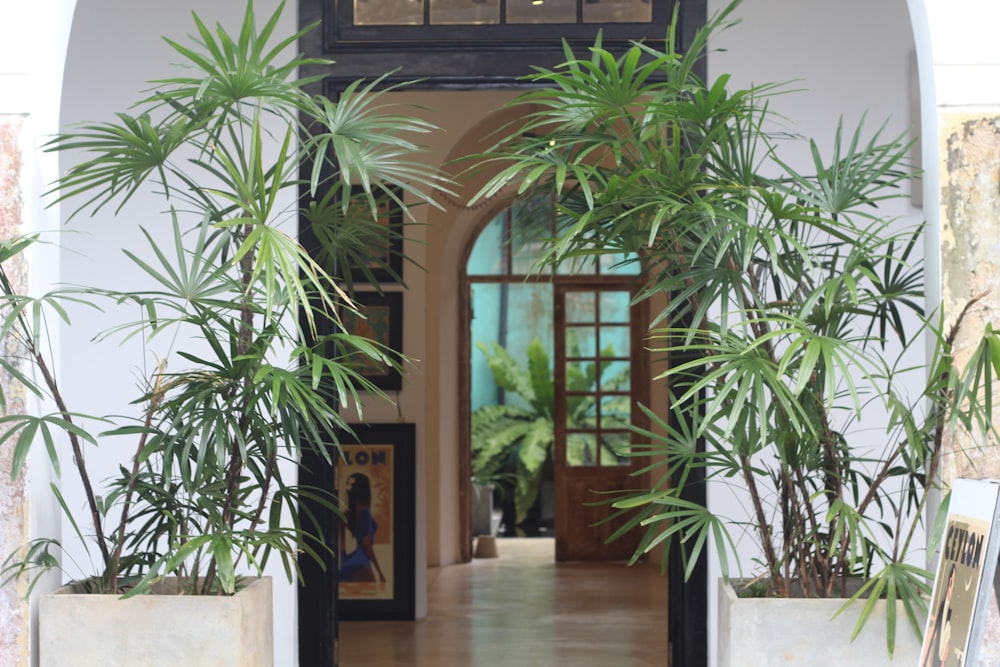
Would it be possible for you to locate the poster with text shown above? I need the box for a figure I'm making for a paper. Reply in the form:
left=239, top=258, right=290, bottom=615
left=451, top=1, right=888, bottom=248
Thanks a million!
left=338, top=443, right=395, bottom=601
left=920, top=478, right=1000, bottom=666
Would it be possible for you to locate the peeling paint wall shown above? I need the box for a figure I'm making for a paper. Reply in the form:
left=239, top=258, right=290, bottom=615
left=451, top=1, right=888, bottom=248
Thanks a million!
left=0, top=115, right=30, bottom=667
left=939, top=113, right=1000, bottom=482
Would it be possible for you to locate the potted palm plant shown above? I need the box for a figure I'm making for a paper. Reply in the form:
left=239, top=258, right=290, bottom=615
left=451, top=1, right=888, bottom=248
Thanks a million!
left=0, top=2, right=444, bottom=664
left=470, top=0, right=1000, bottom=662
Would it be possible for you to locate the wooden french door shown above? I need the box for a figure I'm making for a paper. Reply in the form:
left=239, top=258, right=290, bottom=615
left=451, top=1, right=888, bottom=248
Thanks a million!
left=553, top=283, right=648, bottom=562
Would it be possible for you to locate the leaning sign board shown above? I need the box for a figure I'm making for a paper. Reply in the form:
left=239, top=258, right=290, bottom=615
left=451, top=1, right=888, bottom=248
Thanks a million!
left=920, top=478, right=1000, bottom=666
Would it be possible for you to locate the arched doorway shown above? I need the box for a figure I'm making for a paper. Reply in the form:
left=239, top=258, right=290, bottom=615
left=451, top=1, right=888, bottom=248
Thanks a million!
left=460, top=195, right=650, bottom=561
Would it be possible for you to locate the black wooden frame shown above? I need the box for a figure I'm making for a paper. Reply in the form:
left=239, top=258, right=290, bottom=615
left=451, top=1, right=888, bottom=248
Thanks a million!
left=300, top=423, right=417, bottom=621
left=326, top=0, right=674, bottom=52
left=297, top=0, right=708, bottom=662
left=343, top=184, right=405, bottom=284
left=339, top=423, right=417, bottom=620
left=299, top=0, right=705, bottom=82
left=339, top=291, right=404, bottom=391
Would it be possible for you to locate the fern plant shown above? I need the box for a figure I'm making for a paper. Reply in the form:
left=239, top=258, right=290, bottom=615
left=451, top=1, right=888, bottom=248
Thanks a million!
left=471, top=336, right=629, bottom=530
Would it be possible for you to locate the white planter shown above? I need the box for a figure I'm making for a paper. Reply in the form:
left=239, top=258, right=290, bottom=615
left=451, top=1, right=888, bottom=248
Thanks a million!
left=40, top=576, right=273, bottom=667
left=718, top=579, right=922, bottom=666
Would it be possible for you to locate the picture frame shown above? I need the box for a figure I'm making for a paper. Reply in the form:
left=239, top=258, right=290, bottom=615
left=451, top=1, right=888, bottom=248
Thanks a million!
left=345, top=184, right=404, bottom=284
left=297, top=182, right=403, bottom=285
left=339, top=291, right=404, bottom=391
left=305, top=423, right=416, bottom=622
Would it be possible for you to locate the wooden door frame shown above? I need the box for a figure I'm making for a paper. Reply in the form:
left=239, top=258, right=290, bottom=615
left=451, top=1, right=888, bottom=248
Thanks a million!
left=551, top=279, right=650, bottom=562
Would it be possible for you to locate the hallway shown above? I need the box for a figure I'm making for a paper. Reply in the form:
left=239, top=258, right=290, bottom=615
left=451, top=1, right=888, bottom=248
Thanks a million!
left=339, top=538, right=670, bottom=666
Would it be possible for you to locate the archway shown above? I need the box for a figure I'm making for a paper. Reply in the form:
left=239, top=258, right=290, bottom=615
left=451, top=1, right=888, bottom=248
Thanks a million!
left=461, top=194, right=649, bottom=561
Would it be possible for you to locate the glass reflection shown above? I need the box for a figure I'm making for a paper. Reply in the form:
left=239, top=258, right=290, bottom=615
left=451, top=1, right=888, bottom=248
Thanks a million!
left=582, top=0, right=652, bottom=23
left=600, top=325, right=630, bottom=356
left=507, top=0, right=576, bottom=23
left=567, top=433, right=598, bottom=467
left=598, top=360, right=630, bottom=390
left=601, top=432, right=632, bottom=466
left=355, top=0, right=424, bottom=25
left=600, top=291, right=631, bottom=323
left=566, top=326, right=597, bottom=357
left=565, top=292, right=596, bottom=323
left=430, top=0, right=500, bottom=25
left=600, top=395, right=631, bottom=429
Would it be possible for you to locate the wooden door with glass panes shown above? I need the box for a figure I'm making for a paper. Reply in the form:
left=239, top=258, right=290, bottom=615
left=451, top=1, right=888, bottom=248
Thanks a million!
left=554, top=283, right=648, bottom=562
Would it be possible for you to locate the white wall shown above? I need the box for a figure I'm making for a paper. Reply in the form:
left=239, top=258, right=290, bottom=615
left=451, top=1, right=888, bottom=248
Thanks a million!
left=705, top=0, right=920, bottom=664
left=6, top=1, right=79, bottom=664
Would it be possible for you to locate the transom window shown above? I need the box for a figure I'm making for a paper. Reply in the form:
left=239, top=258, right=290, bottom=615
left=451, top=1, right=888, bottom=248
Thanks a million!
left=468, top=196, right=639, bottom=277
left=327, top=0, right=673, bottom=55
left=354, top=0, right=653, bottom=26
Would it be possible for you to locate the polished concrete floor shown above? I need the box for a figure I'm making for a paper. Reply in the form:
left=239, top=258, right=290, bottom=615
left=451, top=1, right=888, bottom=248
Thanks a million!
left=339, top=537, right=670, bottom=666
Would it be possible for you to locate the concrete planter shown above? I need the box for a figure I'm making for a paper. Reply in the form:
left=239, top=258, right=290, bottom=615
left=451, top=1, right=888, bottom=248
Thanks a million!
left=718, top=579, right=922, bottom=666
left=40, top=576, right=273, bottom=667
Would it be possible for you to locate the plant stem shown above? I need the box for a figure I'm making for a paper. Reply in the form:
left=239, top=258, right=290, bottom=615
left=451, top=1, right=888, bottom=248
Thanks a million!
left=23, top=320, right=111, bottom=569
left=106, top=363, right=167, bottom=594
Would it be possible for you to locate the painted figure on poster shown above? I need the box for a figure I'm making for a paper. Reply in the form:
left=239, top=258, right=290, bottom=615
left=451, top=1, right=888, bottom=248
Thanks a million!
left=339, top=472, right=387, bottom=584
left=921, top=563, right=957, bottom=666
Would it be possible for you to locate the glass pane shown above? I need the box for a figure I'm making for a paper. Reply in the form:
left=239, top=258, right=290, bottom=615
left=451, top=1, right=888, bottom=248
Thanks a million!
left=599, top=325, right=630, bottom=358
left=510, top=197, right=552, bottom=274
left=355, top=0, right=424, bottom=25
left=467, top=212, right=505, bottom=275
left=598, top=360, right=630, bottom=391
left=567, top=433, right=598, bottom=467
left=599, top=251, right=641, bottom=275
left=555, top=254, right=599, bottom=275
left=471, top=283, right=554, bottom=410
left=599, top=291, right=631, bottom=322
left=600, top=432, right=632, bottom=466
left=566, top=325, right=596, bottom=358
left=600, top=395, right=631, bottom=429
left=566, top=360, right=597, bottom=394
left=430, top=0, right=500, bottom=25
left=507, top=0, right=576, bottom=23
left=565, top=291, right=595, bottom=323
left=568, top=394, right=597, bottom=429
left=583, top=0, right=653, bottom=23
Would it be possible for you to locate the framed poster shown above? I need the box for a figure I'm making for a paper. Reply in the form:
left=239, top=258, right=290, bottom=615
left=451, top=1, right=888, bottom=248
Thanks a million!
left=345, top=184, right=404, bottom=284
left=335, top=423, right=416, bottom=621
left=340, top=291, right=404, bottom=391
left=920, top=478, right=1000, bottom=666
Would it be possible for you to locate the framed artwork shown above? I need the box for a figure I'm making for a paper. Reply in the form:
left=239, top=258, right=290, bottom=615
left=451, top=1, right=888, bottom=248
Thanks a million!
left=346, top=184, right=404, bottom=284
left=335, top=423, right=416, bottom=621
left=340, top=291, right=404, bottom=391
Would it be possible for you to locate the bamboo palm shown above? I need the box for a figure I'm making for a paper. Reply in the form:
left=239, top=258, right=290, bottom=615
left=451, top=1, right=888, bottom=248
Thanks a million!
left=471, top=0, right=1000, bottom=655
left=1, top=1, right=448, bottom=597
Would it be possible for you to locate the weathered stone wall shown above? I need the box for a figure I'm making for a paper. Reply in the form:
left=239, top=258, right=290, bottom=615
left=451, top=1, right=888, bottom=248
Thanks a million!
left=0, top=114, right=30, bottom=666
left=938, top=112, right=1000, bottom=666
left=939, top=113, right=1000, bottom=482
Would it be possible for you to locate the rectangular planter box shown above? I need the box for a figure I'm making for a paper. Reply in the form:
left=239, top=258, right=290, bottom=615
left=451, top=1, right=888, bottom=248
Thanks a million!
left=718, top=579, right=921, bottom=666
left=40, top=576, right=273, bottom=667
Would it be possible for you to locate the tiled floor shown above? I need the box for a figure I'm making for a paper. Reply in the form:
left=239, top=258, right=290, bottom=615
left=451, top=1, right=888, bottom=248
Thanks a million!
left=339, top=537, right=670, bottom=666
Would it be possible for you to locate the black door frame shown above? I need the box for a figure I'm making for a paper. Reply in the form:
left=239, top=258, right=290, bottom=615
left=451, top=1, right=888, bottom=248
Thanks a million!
left=295, top=1, right=709, bottom=662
